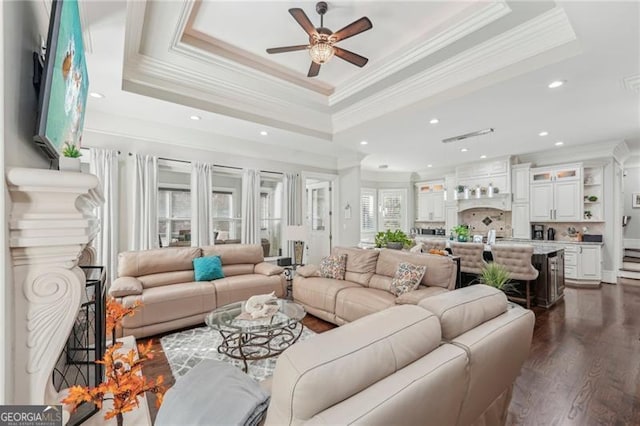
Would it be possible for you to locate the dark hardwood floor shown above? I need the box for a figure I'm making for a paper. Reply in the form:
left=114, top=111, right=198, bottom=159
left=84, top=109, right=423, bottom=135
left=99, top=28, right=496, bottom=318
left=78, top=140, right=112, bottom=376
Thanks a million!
left=142, top=284, right=640, bottom=425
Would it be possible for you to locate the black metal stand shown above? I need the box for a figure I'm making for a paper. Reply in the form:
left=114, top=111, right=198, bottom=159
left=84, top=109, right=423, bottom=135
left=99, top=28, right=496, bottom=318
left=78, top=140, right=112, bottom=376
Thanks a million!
left=52, top=266, right=106, bottom=426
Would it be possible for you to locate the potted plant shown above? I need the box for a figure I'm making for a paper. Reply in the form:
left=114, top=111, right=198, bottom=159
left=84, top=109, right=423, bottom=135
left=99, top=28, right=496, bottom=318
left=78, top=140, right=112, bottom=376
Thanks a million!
left=477, top=262, right=516, bottom=292
left=451, top=225, right=470, bottom=242
left=375, top=229, right=413, bottom=250
left=59, top=142, right=82, bottom=172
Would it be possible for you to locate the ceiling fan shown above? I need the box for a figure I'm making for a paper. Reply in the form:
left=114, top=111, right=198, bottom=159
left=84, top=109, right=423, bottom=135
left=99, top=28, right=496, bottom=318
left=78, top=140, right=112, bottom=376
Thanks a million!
left=266, top=2, right=373, bottom=78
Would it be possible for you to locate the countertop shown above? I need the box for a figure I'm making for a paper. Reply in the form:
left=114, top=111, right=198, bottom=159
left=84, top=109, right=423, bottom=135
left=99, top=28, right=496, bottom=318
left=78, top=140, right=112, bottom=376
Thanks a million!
left=414, top=235, right=604, bottom=246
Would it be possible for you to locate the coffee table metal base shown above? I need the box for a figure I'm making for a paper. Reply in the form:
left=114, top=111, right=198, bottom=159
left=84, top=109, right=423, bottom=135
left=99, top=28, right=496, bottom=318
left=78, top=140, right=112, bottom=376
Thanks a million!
left=216, top=322, right=304, bottom=372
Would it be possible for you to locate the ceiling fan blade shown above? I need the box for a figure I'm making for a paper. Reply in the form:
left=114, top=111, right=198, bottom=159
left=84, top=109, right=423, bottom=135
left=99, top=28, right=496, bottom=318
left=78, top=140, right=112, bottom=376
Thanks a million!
left=332, top=17, right=373, bottom=42
left=334, top=47, right=369, bottom=67
left=266, top=45, right=309, bottom=54
left=308, top=61, right=321, bottom=78
left=289, top=8, right=317, bottom=36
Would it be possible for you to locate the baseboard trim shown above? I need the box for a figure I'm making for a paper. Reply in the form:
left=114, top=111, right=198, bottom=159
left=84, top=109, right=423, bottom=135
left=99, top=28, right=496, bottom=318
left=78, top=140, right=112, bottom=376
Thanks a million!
left=602, top=270, right=617, bottom=284
left=623, top=238, right=640, bottom=249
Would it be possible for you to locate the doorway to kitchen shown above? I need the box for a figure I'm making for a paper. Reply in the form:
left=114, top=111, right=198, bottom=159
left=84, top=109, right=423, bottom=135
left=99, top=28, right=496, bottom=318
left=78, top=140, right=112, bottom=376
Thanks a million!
left=305, top=175, right=336, bottom=265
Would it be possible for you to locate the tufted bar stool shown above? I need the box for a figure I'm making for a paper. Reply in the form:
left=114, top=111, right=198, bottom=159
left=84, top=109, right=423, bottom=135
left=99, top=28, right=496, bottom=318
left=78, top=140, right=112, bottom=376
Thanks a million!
left=450, top=242, right=486, bottom=285
left=490, top=245, right=539, bottom=309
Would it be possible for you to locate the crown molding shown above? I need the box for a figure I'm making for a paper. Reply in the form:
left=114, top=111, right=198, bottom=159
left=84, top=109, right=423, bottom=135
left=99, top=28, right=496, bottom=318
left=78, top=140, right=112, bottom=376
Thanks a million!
left=332, top=7, right=578, bottom=132
left=329, top=0, right=511, bottom=106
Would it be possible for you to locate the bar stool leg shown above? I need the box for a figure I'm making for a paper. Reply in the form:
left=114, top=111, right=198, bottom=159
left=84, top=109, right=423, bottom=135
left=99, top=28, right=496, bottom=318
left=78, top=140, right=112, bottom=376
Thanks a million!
left=525, top=280, right=530, bottom=309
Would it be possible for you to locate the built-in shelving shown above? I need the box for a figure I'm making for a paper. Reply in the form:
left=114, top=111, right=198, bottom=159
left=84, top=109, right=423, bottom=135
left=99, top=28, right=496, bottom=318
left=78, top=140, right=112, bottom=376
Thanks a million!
left=583, top=166, right=603, bottom=222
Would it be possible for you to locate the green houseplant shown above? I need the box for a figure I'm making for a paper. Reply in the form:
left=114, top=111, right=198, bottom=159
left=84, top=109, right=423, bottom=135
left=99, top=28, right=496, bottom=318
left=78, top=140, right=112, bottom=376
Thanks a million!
left=375, top=229, right=413, bottom=250
left=477, top=262, right=514, bottom=291
left=59, top=142, right=82, bottom=172
left=451, top=225, right=470, bottom=242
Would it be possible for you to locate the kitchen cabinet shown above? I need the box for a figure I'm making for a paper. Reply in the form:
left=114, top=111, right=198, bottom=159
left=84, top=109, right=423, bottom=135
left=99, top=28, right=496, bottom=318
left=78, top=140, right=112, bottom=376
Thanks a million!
left=563, top=244, right=601, bottom=286
left=418, top=192, right=445, bottom=221
left=511, top=203, right=530, bottom=238
left=445, top=204, right=458, bottom=235
left=511, top=163, right=531, bottom=203
left=530, top=164, right=582, bottom=222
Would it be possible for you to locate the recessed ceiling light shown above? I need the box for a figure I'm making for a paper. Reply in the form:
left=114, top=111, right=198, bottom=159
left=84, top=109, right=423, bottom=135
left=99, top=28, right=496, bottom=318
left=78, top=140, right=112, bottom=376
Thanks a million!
left=260, top=130, right=268, bottom=136
left=427, top=164, right=433, bottom=168
left=555, top=141, right=564, bottom=146
left=480, top=155, right=487, bottom=159
left=460, top=148, right=468, bottom=152
left=429, top=118, right=439, bottom=124
left=538, top=131, right=549, bottom=137
left=378, top=164, right=389, bottom=169
left=360, top=140, right=368, bottom=145
left=548, top=80, right=565, bottom=89
left=189, top=115, right=201, bottom=121
left=89, top=92, right=104, bottom=98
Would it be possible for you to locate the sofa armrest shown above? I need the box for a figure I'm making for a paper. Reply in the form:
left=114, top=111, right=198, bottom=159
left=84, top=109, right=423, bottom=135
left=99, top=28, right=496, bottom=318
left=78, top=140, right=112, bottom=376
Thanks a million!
left=255, top=262, right=284, bottom=276
left=109, top=277, right=143, bottom=297
left=295, top=265, right=320, bottom=278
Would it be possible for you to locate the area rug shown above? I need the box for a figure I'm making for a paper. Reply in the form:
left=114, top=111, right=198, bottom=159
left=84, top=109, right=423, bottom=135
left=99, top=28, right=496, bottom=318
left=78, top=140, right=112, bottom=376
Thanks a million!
left=161, top=325, right=316, bottom=382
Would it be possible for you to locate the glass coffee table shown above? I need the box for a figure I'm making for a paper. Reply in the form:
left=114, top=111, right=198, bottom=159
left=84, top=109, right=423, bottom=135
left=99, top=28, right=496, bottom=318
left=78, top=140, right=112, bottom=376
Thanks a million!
left=205, top=299, right=306, bottom=372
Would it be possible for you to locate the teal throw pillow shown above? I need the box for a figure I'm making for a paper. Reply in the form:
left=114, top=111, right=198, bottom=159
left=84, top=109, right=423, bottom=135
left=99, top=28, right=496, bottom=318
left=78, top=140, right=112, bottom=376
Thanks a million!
left=193, top=256, right=224, bottom=281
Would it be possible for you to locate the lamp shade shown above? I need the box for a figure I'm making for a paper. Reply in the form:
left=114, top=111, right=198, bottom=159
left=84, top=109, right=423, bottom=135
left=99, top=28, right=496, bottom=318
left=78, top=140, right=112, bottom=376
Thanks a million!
left=283, top=225, right=308, bottom=242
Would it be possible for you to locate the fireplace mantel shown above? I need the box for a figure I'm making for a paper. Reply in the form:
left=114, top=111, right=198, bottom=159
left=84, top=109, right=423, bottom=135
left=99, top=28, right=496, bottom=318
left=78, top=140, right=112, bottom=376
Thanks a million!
left=6, top=167, right=103, bottom=408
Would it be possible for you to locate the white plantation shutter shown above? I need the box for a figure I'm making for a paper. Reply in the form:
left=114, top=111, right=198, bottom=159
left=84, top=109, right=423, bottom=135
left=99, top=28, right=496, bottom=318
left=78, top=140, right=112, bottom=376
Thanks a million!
left=360, top=189, right=377, bottom=233
left=379, top=189, right=406, bottom=231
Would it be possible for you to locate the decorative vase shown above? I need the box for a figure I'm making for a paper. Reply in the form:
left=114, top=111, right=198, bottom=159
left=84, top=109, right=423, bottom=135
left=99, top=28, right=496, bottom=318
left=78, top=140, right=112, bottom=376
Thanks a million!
left=386, top=242, right=404, bottom=250
left=457, top=235, right=468, bottom=242
left=58, top=156, right=81, bottom=172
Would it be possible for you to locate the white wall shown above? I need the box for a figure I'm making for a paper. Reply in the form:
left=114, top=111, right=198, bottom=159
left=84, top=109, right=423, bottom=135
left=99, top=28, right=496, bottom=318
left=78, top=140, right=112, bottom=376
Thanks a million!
left=623, top=165, right=640, bottom=242
left=337, top=166, right=361, bottom=246
left=2, top=0, right=52, bottom=403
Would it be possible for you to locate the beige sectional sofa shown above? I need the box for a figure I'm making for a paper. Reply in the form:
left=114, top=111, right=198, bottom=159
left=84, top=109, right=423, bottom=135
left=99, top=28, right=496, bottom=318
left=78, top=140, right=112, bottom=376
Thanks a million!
left=293, top=247, right=457, bottom=325
left=266, top=284, right=535, bottom=425
left=109, top=244, right=285, bottom=338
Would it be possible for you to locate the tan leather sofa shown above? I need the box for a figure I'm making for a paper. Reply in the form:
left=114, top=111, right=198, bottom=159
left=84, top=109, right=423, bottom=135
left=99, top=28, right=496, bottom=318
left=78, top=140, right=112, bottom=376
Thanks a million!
left=266, top=285, right=535, bottom=425
left=109, top=244, right=285, bottom=338
left=293, top=247, right=457, bottom=325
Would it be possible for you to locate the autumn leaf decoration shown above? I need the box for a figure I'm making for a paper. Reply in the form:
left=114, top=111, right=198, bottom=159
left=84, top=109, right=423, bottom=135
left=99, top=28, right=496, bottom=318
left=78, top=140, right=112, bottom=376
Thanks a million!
left=106, top=297, right=142, bottom=340
left=63, top=299, right=165, bottom=426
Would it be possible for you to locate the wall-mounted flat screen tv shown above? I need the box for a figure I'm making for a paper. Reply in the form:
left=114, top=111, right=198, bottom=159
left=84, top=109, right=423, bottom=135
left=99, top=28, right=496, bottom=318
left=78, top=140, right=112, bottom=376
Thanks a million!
left=34, top=0, right=89, bottom=159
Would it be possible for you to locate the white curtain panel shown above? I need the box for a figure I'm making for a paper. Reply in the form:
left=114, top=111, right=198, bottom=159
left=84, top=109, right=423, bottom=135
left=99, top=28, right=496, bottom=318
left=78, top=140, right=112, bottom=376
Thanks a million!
left=191, top=162, right=214, bottom=247
left=282, top=172, right=303, bottom=257
left=241, top=169, right=261, bottom=244
left=89, top=148, right=119, bottom=286
left=132, top=154, right=159, bottom=250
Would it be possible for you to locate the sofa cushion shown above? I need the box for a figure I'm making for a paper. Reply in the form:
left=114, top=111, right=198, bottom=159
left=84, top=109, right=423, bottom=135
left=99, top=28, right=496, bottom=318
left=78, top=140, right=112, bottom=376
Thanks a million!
left=193, top=256, right=224, bottom=281
left=221, top=264, right=255, bottom=277
left=202, top=244, right=263, bottom=265
left=254, top=262, right=284, bottom=276
left=293, top=277, right=360, bottom=315
left=120, top=282, right=216, bottom=328
left=376, top=249, right=456, bottom=289
left=332, top=247, right=379, bottom=286
left=335, top=287, right=396, bottom=323
left=319, top=254, right=347, bottom=280
left=389, top=262, right=427, bottom=296
left=137, top=271, right=196, bottom=289
left=296, top=265, right=320, bottom=278
left=266, top=305, right=441, bottom=424
left=418, top=284, right=508, bottom=340
left=368, top=274, right=393, bottom=292
left=394, top=286, right=448, bottom=305
left=118, top=247, right=201, bottom=277
left=109, top=277, right=143, bottom=297
left=214, top=274, right=284, bottom=307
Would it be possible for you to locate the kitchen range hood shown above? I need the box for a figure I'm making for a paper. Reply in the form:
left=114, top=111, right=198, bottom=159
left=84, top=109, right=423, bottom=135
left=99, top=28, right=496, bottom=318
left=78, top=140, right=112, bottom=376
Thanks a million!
left=457, top=193, right=511, bottom=212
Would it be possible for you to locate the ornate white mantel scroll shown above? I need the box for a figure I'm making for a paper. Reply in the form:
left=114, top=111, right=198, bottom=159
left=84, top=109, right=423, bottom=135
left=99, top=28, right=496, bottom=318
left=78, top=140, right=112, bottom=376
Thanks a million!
left=6, top=168, right=103, bottom=407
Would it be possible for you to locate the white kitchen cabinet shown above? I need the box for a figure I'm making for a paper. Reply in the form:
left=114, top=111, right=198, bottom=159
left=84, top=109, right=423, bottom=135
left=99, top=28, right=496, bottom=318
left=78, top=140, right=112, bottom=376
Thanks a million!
left=511, top=203, right=530, bottom=238
left=511, top=163, right=530, bottom=203
left=563, top=244, right=602, bottom=286
left=530, top=164, right=582, bottom=222
left=445, top=204, right=458, bottom=235
left=417, top=192, right=444, bottom=221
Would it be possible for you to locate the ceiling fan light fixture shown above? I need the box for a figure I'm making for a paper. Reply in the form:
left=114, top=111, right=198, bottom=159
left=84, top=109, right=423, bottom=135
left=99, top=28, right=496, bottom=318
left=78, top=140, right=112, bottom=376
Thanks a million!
left=309, top=40, right=334, bottom=64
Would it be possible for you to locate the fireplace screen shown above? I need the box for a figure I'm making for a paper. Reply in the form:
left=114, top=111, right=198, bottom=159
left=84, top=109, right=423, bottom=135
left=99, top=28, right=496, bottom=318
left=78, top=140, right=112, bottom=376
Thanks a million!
left=52, top=265, right=106, bottom=425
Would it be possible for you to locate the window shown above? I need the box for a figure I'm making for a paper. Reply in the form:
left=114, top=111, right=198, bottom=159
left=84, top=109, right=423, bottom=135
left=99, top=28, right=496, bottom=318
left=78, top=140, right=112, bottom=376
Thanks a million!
left=260, top=177, right=283, bottom=257
left=360, top=188, right=377, bottom=234
left=211, top=189, right=241, bottom=241
left=158, top=188, right=191, bottom=246
left=359, top=188, right=407, bottom=242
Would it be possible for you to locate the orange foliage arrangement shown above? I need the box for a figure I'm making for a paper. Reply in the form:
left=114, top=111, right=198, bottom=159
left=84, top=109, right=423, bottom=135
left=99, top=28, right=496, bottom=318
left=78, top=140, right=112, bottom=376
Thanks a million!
left=63, top=298, right=165, bottom=426
left=428, top=249, right=449, bottom=256
left=106, top=297, right=142, bottom=344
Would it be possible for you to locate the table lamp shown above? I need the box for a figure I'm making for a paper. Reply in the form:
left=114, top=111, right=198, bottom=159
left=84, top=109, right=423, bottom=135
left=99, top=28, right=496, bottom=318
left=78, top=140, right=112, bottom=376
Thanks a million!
left=284, top=225, right=308, bottom=265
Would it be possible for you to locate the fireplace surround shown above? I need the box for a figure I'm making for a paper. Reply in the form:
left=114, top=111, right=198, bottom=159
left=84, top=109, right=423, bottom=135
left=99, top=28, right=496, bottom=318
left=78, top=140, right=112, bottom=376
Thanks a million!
left=6, top=168, right=103, bottom=420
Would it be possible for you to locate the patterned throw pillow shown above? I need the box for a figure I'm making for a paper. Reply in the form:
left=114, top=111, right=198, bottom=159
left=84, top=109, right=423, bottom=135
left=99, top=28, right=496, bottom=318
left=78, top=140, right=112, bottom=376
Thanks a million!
left=319, top=254, right=348, bottom=280
left=390, top=262, right=427, bottom=296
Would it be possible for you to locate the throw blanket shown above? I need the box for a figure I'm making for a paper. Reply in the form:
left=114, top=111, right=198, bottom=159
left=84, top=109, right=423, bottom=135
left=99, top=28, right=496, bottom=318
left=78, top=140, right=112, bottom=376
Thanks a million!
left=155, top=360, right=270, bottom=426
left=245, top=291, right=277, bottom=319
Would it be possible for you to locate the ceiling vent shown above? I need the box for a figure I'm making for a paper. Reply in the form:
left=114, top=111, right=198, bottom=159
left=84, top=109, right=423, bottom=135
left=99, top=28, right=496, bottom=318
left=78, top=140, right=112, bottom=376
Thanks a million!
left=442, top=128, right=494, bottom=144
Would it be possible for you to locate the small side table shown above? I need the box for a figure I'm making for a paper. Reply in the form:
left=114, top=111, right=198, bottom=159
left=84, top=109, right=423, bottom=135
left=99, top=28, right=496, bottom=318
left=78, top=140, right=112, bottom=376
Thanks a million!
left=283, top=264, right=302, bottom=300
